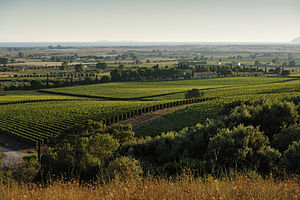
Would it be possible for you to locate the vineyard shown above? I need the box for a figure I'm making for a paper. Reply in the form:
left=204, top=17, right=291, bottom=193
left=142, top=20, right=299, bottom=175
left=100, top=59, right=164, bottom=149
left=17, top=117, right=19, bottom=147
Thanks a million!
left=41, top=77, right=290, bottom=99
left=136, top=80, right=300, bottom=137
left=136, top=91, right=300, bottom=137
left=146, top=78, right=300, bottom=100
left=0, top=76, right=299, bottom=144
left=0, top=91, right=84, bottom=104
left=0, top=98, right=214, bottom=143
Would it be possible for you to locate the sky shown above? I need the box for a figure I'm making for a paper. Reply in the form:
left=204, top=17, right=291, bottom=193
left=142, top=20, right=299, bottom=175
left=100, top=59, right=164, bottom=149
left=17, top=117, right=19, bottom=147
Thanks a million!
left=0, top=0, right=299, bottom=43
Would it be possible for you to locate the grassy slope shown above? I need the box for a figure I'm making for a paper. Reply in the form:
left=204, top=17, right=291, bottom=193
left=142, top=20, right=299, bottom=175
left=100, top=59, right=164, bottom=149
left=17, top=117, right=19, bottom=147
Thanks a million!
left=1, top=176, right=299, bottom=200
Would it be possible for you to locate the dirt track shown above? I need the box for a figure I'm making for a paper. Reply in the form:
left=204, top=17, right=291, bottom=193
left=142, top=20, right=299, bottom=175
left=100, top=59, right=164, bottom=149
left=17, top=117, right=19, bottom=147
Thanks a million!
left=121, top=104, right=190, bottom=129
left=0, top=146, right=26, bottom=166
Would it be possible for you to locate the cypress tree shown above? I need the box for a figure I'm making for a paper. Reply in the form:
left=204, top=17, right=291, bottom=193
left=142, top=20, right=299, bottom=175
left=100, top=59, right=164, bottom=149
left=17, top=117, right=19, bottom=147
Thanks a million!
left=46, top=73, right=49, bottom=87
left=0, top=82, right=3, bottom=95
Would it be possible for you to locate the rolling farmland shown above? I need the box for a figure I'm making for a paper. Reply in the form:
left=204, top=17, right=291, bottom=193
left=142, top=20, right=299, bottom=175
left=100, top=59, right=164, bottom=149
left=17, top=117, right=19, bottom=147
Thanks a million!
left=0, top=100, right=188, bottom=142
left=0, top=91, right=84, bottom=103
left=41, top=77, right=290, bottom=99
left=0, top=76, right=299, bottom=144
left=1, top=1, right=300, bottom=197
left=136, top=92, right=300, bottom=137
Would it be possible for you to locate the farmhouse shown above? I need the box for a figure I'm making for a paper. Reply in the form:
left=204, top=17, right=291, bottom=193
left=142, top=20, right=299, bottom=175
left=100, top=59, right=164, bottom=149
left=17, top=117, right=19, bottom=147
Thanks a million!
left=194, top=72, right=217, bottom=79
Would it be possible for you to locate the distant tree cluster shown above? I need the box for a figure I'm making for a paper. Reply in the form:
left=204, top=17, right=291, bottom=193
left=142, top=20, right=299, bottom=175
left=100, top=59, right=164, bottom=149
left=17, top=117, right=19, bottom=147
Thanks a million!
left=115, top=52, right=138, bottom=60
left=75, top=63, right=85, bottom=72
left=44, top=55, right=77, bottom=62
left=195, top=65, right=264, bottom=76
left=0, top=57, right=9, bottom=64
left=2, top=73, right=109, bottom=91
left=96, top=62, right=108, bottom=70
left=268, top=67, right=291, bottom=76
left=0, top=82, right=3, bottom=95
left=18, top=51, right=25, bottom=58
left=110, top=64, right=190, bottom=81
left=59, top=61, right=68, bottom=70
left=185, top=89, right=204, bottom=99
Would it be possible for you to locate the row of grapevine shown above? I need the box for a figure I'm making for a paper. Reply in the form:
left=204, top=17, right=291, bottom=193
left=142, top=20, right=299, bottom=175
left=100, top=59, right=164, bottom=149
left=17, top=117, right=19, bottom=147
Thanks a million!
left=0, top=97, right=213, bottom=144
left=0, top=98, right=98, bottom=106
left=42, top=77, right=290, bottom=99
left=102, top=97, right=214, bottom=125
left=135, top=92, right=300, bottom=137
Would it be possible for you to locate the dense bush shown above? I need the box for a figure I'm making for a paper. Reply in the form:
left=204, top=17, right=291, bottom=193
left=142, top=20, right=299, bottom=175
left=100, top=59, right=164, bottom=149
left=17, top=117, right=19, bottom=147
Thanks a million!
left=3, top=98, right=299, bottom=183
left=122, top=98, right=299, bottom=177
left=205, top=125, right=280, bottom=174
left=281, top=141, right=300, bottom=174
left=6, top=155, right=40, bottom=183
left=41, top=121, right=133, bottom=181
left=272, top=124, right=300, bottom=152
left=107, top=156, right=143, bottom=180
left=185, top=88, right=204, bottom=99
left=225, top=99, right=299, bottom=139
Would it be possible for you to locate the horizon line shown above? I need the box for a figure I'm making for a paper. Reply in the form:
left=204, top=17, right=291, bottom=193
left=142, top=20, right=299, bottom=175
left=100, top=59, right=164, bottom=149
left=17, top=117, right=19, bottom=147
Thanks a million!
left=0, top=41, right=294, bottom=43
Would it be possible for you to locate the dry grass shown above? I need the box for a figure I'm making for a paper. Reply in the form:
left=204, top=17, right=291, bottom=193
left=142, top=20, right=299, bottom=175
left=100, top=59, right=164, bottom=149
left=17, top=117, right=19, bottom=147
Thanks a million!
left=1, top=175, right=299, bottom=200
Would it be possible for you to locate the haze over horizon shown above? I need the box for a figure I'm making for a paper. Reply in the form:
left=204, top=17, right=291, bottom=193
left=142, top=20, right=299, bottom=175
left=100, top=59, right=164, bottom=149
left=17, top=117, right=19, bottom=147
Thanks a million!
left=0, top=0, right=299, bottom=43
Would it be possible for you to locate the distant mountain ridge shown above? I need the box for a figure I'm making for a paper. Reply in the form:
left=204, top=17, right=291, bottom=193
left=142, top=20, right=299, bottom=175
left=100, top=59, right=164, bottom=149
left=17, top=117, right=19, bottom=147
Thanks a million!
left=0, top=41, right=291, bottom=47
left=291, top=37, right=300, bottom=44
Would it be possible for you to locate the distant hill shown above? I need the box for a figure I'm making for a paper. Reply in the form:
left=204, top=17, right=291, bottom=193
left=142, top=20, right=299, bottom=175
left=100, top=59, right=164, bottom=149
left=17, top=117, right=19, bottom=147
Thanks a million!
left=0, top=41, right=288, bottom=47
left=291, top=37, right=300, bottom=44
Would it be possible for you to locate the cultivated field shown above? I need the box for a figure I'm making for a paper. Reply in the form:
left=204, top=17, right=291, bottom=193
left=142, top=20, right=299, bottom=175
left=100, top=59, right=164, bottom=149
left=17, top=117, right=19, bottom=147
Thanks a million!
left=0, top=44, right=300, bottom=200
left=42, top=77, right=290, bottom=99
left=0, top=76, right=299, bottom=143
left=0, top=100, right=178, bottom=142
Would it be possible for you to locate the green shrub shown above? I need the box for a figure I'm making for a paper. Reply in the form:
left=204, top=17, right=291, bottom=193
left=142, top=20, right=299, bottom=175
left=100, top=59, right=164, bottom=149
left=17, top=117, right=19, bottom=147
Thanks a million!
left=226, top=99, right=299, bottom=139
left=185, top=89, right=204, bottom=99
left=108, top=156, right=143, bottom=180
left=11, top=155, right=40, bottom=183
left=42, top=121, right=125, bottom=181
left=272, top=124, right=300, bottom=152
left=126, top=131, right=180, bottom=166
left=107, top=123, right=135, bottom=145
left=171, top=119, right=223, bottom=161
left=281, top=140, right=300, bottom=174
left=205, top=124, right=280, bottom=173
left=43, top=132, right=119, bottom=180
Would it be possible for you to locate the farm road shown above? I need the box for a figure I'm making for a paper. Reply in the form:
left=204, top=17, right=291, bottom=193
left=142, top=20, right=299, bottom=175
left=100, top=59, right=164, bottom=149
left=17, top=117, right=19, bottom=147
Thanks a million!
left=121, top=104, right=190, bottom=129
left=0, top=146, right=26, bottom=166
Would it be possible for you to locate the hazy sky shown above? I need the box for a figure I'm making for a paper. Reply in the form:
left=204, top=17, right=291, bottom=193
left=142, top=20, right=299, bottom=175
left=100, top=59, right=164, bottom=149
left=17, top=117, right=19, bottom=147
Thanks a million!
left=0, top=0, right=299, bottom=42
